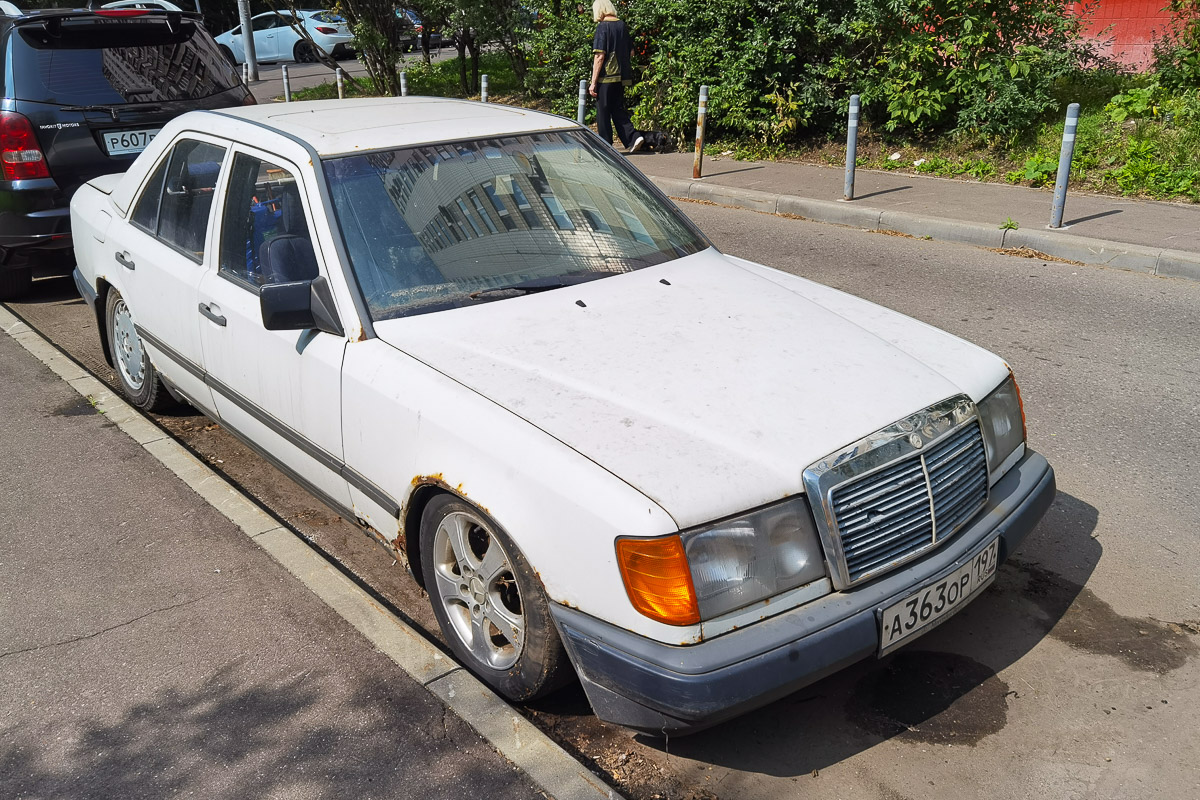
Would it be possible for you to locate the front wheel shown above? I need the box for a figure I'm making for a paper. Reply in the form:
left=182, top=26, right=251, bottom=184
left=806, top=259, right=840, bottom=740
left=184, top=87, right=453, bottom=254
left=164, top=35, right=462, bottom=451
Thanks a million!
left=106, top=289, right=175, bottom=412
left=419, top=494, right=570, bottom=701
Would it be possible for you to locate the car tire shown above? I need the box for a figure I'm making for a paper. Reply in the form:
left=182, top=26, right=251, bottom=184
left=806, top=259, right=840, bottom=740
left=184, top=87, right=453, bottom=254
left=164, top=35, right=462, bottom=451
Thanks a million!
left=105, top=289, right=176, bottom=412
left=293, top=41, right=316, bottom=63
left=219, top=45, right=236, bottom=66
left=0, top=266, right=33, bottom=301
left=419, top=494, right=571, bottom=701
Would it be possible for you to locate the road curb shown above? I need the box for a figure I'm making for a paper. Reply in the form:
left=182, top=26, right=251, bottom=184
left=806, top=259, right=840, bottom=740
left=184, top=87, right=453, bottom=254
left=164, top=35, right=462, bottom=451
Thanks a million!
left=651, top=176, right=1200, bottom=281
left=0, top=304, right=622, bottom=800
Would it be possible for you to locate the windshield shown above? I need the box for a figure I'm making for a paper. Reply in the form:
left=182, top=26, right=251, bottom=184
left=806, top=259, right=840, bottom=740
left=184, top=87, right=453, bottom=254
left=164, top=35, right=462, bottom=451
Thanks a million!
left=13, top=17, right=242, bottom=106
left=323, top=130, right=709, bottom=320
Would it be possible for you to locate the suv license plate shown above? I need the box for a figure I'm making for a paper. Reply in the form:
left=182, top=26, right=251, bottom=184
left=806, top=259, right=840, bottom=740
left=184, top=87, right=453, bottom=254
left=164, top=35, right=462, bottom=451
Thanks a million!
left=879, top=537, right=999, bottom=655
left=103, top=128, right=159, bottom=156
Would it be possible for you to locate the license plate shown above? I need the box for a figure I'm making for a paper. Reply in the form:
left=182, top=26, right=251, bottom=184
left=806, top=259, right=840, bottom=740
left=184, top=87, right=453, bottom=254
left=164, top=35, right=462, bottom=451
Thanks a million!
left=102, top=128, right=159, bottom=156
left=879, top=537, right=999, bottom=655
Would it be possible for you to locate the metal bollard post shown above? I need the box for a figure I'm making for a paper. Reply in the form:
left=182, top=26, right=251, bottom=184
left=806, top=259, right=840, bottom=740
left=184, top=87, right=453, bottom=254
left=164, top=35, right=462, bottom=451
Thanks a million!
left=336, top=68, right=345, bottom=99
left=1049, top=103, right=1080, bottom=229
left=481, top=74, right=488, bottom=103
left=693, top=85, right=708, bottom=179
left=844, top=94, right=861, bottom=201
left=281, top=64, right=291, bottom=102
left=400, top=71, right=408, bottom=97
left=577, top=79, right=587, bottom=126
left=242, top=62, right=249, bottom=85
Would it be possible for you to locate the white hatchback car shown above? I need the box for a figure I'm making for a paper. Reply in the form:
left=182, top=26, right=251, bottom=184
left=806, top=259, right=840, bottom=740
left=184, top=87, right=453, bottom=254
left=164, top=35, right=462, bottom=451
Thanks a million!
left=214, top=9, right=352, bottom=64
left=70, top=98, right=1055, bottom=734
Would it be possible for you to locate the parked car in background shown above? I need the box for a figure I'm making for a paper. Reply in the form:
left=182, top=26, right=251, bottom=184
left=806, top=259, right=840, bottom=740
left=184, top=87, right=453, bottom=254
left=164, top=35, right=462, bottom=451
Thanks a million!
left=0, top=2, right=251, bottom=300
left=70, top=98, right=1055, bottom=735
left=396, top=8, right=440, bottom=51
left=214, top=9, right=352, bottom=64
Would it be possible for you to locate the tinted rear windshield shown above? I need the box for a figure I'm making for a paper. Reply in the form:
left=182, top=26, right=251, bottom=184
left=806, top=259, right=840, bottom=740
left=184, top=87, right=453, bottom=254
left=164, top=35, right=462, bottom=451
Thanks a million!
left=12, top=16, right=241, bottom=105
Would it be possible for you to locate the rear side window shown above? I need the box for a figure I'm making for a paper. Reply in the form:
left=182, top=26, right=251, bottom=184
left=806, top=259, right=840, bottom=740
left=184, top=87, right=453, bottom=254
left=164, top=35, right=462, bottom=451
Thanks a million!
left=131, top=138, right=226, bottom=260
left=11, top=16, right=242, bottom=106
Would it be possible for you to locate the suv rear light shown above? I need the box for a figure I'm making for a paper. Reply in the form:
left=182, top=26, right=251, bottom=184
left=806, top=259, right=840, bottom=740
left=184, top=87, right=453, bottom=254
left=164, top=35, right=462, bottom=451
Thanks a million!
left=0, top=111, right=50, bottom=180
left=314, top=26, right=337, bottom=34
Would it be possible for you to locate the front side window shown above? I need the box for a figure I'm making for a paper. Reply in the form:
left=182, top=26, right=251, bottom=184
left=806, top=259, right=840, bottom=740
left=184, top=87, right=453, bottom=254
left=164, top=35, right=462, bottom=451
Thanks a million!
left=324, top=130, right=708, bottom=321
left=131, top=139, right=226, bottom=260
left=219, top=153, right=319, bottom=288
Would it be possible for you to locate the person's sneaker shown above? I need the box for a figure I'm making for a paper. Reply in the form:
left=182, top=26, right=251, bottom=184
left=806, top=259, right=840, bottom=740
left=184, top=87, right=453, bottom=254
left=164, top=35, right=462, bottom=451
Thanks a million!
left=628, top=135, right=645, bottom=153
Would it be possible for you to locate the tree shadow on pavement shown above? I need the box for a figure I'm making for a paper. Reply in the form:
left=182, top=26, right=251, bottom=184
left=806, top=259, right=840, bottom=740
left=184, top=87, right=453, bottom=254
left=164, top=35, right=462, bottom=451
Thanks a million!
left=0, top=664, right=537, bottom=800
left=633, top=490, right=1109, bottom=777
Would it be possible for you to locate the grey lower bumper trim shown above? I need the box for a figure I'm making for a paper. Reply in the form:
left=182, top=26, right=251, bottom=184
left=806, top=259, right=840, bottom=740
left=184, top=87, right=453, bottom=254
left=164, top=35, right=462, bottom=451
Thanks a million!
left=553, top=450, right=1055, bottom=734
left=72, top=268, right=97, bottom=311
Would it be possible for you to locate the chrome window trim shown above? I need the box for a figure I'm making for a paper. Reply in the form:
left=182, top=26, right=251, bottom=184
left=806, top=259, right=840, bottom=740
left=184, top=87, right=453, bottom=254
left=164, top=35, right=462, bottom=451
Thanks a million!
left=802, top=394, right=987, bottom=591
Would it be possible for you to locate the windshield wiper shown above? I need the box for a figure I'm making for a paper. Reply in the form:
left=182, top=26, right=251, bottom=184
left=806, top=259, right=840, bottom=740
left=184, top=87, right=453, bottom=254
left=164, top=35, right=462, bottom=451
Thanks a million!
left=467, top=274, right=602, bottom=301
left=60, top=104, right=121, bottom=121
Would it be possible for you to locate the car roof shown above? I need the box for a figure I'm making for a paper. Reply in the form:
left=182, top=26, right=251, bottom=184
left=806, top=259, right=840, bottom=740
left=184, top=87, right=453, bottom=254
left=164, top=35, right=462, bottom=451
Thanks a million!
left=209, top=97, right=579, bottom=157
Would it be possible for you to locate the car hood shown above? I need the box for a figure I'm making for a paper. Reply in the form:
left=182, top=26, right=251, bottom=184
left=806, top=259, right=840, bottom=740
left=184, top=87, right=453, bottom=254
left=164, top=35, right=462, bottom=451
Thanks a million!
left=373, top=249, right=1008, bottom=528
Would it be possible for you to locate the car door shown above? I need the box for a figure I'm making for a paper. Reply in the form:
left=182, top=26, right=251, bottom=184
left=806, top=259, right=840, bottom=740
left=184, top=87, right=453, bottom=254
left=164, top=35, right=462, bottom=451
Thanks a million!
left=196, top=148, right=352, bottom=510
left=250, top=12, right=282, bottom=61
left=107, top=135, right=227, bottom=410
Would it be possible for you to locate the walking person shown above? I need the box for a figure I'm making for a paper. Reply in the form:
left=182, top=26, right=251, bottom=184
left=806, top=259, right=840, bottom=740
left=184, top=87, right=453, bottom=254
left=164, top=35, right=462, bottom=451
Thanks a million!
left=588, top=0, right=643, bottom=153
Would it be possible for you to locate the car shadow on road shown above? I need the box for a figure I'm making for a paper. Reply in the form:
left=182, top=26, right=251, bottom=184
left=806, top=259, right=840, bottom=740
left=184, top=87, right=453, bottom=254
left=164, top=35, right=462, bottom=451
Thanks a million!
left=632, top=490, right=1107, bottom=777
left=0, top=665, right=530, bottom=800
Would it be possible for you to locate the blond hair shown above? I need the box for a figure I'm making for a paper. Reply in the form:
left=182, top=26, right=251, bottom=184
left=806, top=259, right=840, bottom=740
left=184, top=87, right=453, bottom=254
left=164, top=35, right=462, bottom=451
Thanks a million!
left=592, top=0, right=618, bottom=22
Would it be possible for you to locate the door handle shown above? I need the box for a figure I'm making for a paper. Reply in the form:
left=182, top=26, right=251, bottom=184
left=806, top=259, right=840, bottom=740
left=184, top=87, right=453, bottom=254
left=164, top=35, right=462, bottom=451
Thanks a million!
left=198, top=302, right=226, bottom=327
left=114, top=251, right=135, bottom=270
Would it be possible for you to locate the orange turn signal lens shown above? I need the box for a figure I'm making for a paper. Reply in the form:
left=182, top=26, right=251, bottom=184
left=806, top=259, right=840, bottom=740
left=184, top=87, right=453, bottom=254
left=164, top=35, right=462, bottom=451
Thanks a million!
left=1009, top=370, right=1028, bottom=441
left=615, top=535, right=700, bottom=626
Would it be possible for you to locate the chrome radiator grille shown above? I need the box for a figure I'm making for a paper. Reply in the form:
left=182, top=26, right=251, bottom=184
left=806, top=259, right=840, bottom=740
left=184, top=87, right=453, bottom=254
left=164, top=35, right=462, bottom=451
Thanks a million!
left=829, top=421, right=988, bottom=584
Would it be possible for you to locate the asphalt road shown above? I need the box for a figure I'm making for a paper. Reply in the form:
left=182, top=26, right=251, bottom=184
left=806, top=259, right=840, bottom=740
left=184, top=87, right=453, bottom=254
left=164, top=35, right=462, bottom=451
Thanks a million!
left=5, top=202, right=1199, bottom=799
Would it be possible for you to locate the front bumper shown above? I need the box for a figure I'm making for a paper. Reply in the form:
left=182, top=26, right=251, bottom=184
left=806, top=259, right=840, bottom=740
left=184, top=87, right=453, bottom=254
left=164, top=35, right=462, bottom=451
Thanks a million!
left=551, top=449, right=1056, bottom=734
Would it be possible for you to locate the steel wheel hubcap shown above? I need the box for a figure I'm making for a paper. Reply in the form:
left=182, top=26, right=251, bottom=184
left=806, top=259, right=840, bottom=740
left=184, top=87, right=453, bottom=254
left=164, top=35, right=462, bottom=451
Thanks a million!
left=431, top=510, right=525, bottom=670
left=112, top=299, right=145, bottom=390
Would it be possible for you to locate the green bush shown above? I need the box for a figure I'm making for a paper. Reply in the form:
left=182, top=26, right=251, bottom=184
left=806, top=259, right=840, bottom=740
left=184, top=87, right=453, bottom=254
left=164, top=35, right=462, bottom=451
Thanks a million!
left=525, top=0, right=1093, bottom=144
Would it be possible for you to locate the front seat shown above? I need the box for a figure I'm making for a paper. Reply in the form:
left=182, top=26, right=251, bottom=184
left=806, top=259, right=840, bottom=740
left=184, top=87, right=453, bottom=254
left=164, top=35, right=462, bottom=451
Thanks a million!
left=259, top=186, right=319, bottom=284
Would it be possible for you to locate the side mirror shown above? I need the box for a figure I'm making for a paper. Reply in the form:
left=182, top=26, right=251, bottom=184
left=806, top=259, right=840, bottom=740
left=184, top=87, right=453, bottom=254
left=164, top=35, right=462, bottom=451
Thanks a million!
left=260, top=275, right=345, bottom=337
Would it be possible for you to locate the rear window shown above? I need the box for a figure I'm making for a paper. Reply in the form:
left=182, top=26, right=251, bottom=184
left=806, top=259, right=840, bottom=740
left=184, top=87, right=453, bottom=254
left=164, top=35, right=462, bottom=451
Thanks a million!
left=11, top=16, right=241, bottom=106
left=309, top=12, right=345, bottom=24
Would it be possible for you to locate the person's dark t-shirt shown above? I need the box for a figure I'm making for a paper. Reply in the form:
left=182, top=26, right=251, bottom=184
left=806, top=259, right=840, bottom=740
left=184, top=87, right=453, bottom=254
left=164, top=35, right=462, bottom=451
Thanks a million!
left=593, top=19, right=633, bottom=85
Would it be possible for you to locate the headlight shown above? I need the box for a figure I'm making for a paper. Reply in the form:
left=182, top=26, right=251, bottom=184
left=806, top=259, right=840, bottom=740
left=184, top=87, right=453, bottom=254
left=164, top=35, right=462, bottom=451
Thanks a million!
left=616, top=498, right=827, bottom=625
left=978, top=374, right=1026, bottom=482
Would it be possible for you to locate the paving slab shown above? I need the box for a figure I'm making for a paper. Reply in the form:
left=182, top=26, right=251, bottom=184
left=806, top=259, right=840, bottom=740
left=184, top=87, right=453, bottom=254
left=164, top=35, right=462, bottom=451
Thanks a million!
left=633, top=151, right=1200, bottom=254
left=0, top=330, right=550, bottom=800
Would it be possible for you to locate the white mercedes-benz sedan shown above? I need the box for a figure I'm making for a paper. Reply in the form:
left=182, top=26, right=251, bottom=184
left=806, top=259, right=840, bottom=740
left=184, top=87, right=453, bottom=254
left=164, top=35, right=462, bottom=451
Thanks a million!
left=70, top=98, right=1055, bottom=734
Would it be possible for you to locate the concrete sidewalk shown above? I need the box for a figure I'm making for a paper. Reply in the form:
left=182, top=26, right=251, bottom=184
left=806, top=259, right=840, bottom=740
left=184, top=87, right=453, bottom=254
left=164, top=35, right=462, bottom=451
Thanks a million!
left=0, top=323, right=606, bottom=799
left=632, top=151, right=1200, bottom=281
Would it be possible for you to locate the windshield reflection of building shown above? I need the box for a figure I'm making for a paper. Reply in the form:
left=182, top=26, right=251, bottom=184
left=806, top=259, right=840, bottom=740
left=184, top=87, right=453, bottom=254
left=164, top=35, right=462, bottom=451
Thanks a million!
left=374, top=135, right=675, bottom=286
left=102, top=37, right=218, bottom=103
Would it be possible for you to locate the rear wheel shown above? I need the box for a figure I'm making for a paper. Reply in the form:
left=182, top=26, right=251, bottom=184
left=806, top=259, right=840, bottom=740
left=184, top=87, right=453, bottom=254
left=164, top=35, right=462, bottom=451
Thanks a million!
left=106, top=289, right=175, bottom=412
left=293, top=41, right=316, bottom=63
left=0, top=266, right=32, bottom=301
left=419, top=495, right=570, bottom=701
